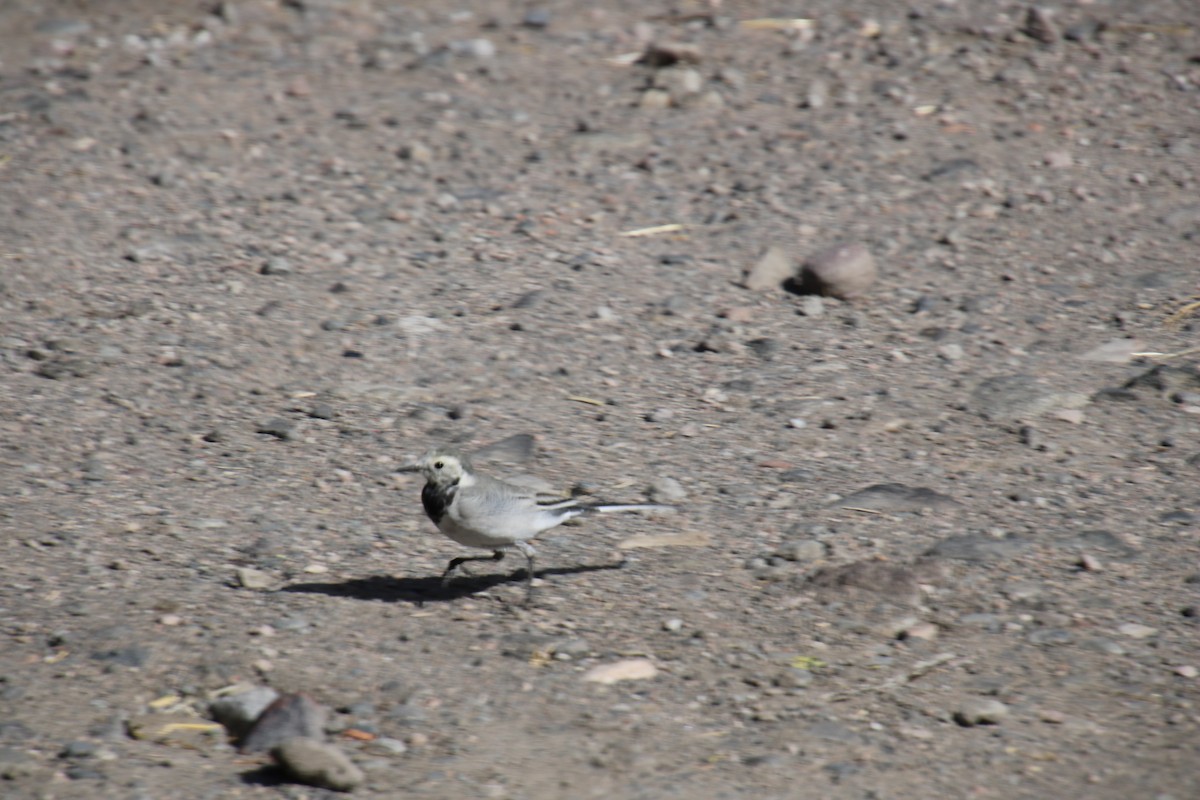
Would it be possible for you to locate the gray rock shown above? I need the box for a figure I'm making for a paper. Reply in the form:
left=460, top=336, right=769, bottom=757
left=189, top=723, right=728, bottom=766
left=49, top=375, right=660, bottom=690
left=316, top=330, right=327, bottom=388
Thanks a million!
left=639, top=41, right=703, bottom=68
left=839, top=483, right=959, bottom=513
left=772, top=668, right=814, bottom=689
left=308, top=403, right=335, bottom=420
left=797, top=295, right=825, bottom=317
left=1083, top=638, right=1126, bottom=656
left=59, top=740, right=97, bottom=759
left=240, top=693, right=327, bottom=754
left=521, top=9, right=551, bottom=29
left=235, top=567, right=274, bottom=590
left=0, top=747, right=41, bottom=781
left=273, top=737, right=364, bottom=792
left=90, top=645, right=150, bottom=668
left=744, top=246, right=794, bottom=291
left=1112, top=365, right=1200, bottom=402
left=955, top=698, right=1009, bottom=726
left=256, top=417, right=294, bottom=441
left=1063, top=530, right=1139, bottom=559
left=35, top=356, right=97, bottom=380
left=449, top=38, right=496, bottom=59
left=653, top=66, right=704, bottom=103
left=775, top=540, right=825, bottom=562
left=971, top=375, right=1089, bottom=422
left=645, top=407, right=675, bottom=423
left=369, top=736, right=408, bottom=755
left=1028, top=629, right=1074, bottom=646
left=210, top=686, right=281, bottom=737
left=1023, top=7, right=1060, bottom=45
left=798, top=242, right=877, bottom=299
left=648, top=476, right=687, bottom=502
left=745, top=338, right=780, bottom=360
left=927, top=534, right=1031, bottom=563
left=808, top=560, right=920, bottom=605
left=260, top=258, right=293, bottom=275
left=551, top=638, right=592, bottom=659
left=1117, top=622, right=1158, bottom=639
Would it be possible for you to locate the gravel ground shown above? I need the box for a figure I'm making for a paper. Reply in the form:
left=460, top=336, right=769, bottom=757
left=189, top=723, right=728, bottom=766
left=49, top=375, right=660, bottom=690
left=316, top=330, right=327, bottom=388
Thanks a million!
left=2, top=1, right=1199, bottom=798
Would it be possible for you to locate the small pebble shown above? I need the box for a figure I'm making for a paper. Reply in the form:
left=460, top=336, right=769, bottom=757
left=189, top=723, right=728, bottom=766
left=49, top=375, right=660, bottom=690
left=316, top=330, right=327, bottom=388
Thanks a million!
left=648, top=476, right=687, bottom=502
left=797, top=295, right=825, bottom=317
left=1174, top=665, right=1198, bottom=679
left=1117, top=623, right=1157, bottom=640
left=775, top=540, right=824, bottom=562
left=449, top=38, right=495, bottom=59
left=236, top=567, right=274, bottom=591
left=645, top=408, right=674, bottom=423
left=663, top=618, right=684, bottom=633
left=901, top=622, right=939, bottom=641
left=954, top=698, right=1009, bottom=726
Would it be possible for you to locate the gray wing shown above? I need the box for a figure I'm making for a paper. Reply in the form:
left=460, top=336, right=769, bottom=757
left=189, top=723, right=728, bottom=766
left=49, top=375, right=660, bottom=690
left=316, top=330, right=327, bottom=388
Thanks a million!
left=450, top=474, right=581, bottom=539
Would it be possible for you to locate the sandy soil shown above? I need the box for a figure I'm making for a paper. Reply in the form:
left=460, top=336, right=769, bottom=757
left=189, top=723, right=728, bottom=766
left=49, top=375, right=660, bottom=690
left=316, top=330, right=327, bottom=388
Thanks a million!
left=2, top=1, right=1199, bottom=798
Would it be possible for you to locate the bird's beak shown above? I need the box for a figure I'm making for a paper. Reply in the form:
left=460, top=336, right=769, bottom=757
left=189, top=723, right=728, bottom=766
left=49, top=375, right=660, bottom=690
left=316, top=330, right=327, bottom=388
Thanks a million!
left=396, top=461, right=422, bottom=474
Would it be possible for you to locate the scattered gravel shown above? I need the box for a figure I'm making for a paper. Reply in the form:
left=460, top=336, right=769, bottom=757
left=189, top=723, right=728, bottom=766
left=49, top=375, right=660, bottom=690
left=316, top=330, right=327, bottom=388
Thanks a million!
left=2, top=1, right=1197, bottom=798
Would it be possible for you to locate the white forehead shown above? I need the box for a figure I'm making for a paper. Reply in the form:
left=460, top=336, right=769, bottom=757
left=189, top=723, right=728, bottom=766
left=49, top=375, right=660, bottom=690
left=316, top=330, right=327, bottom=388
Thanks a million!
left=420, top=450, right=469, bottom=480
left=422, top=450, right=461, bottom=466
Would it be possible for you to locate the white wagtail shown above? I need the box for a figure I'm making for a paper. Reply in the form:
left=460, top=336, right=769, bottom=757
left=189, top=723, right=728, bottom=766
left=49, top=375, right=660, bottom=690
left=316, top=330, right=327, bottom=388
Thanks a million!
left=400, top=448, right=674, bottom=603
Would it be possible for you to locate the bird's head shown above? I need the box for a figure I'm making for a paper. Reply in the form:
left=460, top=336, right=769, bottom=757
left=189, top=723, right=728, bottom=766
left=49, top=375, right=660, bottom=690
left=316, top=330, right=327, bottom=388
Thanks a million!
left=400, top=448, right=473, bottom=488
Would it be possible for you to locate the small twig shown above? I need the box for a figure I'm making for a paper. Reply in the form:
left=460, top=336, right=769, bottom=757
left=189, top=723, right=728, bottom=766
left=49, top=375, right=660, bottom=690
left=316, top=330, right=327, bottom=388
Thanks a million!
left=618, top=223, right=687, bottom=238
left=839, top=506, right=889, bottom=516
left=1131, top=346, right=1200, bottom=361
left=1164, top=300, right=1200, bottom=329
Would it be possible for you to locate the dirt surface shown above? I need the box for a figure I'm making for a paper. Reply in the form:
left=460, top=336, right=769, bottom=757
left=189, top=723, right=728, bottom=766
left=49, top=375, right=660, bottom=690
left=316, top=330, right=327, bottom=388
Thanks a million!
left=2, top=1, right=1200, bottom=798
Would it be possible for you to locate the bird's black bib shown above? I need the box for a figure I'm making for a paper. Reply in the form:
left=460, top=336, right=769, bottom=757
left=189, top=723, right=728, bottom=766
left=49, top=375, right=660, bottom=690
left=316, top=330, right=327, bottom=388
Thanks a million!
left=421, top=483, right=455, bottom=524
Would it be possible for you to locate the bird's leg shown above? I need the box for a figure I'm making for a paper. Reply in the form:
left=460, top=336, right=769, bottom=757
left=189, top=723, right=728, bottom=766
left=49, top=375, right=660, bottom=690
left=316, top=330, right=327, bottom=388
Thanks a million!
left=513, top=540, right=537, bottom=605
left=441, top=550, right=505, bottom=586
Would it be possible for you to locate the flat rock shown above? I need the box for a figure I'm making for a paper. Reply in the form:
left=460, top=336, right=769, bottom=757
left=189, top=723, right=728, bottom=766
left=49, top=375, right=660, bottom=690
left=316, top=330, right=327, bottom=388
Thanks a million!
left=273, top=737, right=364, bottom=792
left=927, top=534, right=1031, bottom=563
left=1117, top=623, right=1157, bottom=640
left=807, top=560, right=921, bottom=606
left=1080, top=339, right=1143, bottom=364
left=971, top=375, right=1090, bottom=422
left=618, top=531, right=711, bottom=549
left=582, top=658, right=658, bottom=684
left=839, top=483, right=959, bottom=512
left=126, top=714, right=224, bottom=746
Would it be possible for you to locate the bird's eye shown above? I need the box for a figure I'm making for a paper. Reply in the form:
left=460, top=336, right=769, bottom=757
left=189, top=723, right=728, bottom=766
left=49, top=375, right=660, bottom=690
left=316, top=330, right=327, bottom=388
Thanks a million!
left=434, top=460, right=444, bottom=470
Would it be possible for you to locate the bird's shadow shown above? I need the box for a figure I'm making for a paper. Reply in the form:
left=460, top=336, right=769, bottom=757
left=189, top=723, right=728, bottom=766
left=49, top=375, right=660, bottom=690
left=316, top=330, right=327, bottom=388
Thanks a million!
left=280, top=561, right=625, bottom=604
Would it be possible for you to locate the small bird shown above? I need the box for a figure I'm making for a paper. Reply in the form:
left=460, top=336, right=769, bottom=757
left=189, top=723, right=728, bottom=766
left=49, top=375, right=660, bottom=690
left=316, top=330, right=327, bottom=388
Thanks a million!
left=400, top=447, right=674, bottom=603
